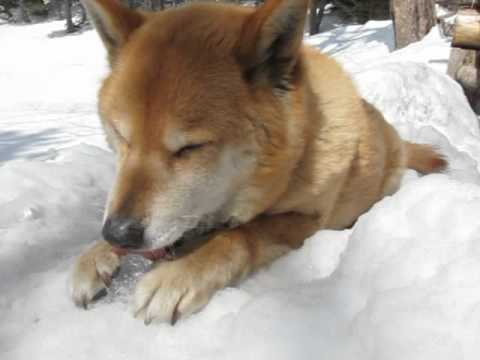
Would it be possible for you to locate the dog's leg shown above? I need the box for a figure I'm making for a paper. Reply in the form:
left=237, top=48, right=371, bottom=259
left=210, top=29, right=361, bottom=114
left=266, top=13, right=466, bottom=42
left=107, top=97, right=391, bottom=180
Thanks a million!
left=134, top=213, right=320, bottom=324
left=70, top=240, right=121, bottom=309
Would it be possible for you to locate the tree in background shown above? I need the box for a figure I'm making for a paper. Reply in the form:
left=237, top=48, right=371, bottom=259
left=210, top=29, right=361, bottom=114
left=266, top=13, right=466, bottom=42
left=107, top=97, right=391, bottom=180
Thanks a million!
left=65, top=0, right=73, bottom=31
left=308, top=0, right=328, bottom=35
left=18, top=0, right=31, bottom=22
left=332, top=0, right=390, bottom=23
left=391, top=0, right=436, bottom=49
left=0, top=0, right=16, bottom=19
left=308, top=0, right=391, bottom=35
left=0, top=0, right=442, bottom=46
left=64, top=0, right=86, bottom=32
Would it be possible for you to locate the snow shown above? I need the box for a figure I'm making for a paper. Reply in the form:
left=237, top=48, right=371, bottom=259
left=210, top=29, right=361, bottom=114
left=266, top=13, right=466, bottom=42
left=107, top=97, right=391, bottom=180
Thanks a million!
left=0, top=22, right=109, bottom=162
left=2, top=18, right=480, bottom=360
left=306, top=23, right=452, bottom=74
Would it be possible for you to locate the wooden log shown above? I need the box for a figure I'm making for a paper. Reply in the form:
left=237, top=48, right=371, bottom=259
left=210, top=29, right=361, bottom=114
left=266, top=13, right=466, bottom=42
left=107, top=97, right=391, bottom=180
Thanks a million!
left=452, top=9, right=480, bottom=50
left=447, top=47, right=469, bottom=78
left=457, top=58, right=480, bottom=114
left=447, top=47, right=480, bottom=114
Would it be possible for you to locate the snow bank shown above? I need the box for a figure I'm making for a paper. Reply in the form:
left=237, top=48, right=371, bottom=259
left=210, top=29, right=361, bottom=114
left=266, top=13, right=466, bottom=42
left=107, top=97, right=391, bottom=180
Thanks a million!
left=0, top=145, right=114, bottom=296
left=3, top=160, right=480, bottom=360
left=2, top=19, right=480, bottom=360
left=355, top=62, right=480, bottom=184
left=307, top=22, right=452, bottom=74
left=306, top=20, right=394, bottom=71
left=228, top=175, right=480, bottom=360
left=0, top=21, right=109, bottom=161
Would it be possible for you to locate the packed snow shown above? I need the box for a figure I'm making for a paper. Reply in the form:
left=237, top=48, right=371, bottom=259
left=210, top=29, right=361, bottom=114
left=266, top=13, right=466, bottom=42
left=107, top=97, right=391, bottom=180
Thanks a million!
left=2, top=17, right=480, bottom=360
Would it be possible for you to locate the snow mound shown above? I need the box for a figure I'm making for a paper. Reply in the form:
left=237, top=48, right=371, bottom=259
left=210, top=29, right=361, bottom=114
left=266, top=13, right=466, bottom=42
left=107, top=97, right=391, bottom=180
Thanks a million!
left=0, top=145, right=114, bottom=299
left=354, top=62, right=480, bottom=184
left=3, top=165, right=480, bottom=359
left=0, top=21, right=109, bottom=162
left=306, top=20, right=394, bottom=70
left=2, top=20, right=480, bottom=360
left=228, top=175, right=480, bottom=360
left=307, top=23, right=451, bottom=74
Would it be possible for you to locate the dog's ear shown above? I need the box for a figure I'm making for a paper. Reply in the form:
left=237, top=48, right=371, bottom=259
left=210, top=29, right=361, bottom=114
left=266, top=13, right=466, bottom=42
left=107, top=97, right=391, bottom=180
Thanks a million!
left=236, top=0, right=308, bottom=90
left=81, top=0, right=145, bottom=65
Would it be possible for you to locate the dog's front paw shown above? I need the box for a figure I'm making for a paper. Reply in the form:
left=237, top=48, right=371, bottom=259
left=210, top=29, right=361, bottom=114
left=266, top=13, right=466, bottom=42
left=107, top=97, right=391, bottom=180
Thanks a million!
left=70, top=241, right=120, bottom=309
left=134, top=259, right=216, bottom=325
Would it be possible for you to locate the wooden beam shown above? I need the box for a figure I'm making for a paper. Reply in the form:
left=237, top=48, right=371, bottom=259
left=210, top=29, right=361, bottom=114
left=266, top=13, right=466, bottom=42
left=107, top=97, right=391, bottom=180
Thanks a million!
left=437, top=0, right=480, bottom=6
left=452, top=9, right=480, bottom=50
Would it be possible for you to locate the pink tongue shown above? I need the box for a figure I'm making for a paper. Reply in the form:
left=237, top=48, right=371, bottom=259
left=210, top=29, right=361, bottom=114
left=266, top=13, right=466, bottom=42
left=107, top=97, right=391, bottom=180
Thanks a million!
left=111, top=246, right=168, bottom=261
left=111, top=247, right=129, bottom=257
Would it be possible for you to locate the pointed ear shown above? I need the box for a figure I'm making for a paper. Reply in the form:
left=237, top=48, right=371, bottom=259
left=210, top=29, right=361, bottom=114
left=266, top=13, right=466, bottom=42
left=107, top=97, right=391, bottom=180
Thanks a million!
left=236, top=0, right=308, bottom=89
left=81, top=0, right=145, bottom=65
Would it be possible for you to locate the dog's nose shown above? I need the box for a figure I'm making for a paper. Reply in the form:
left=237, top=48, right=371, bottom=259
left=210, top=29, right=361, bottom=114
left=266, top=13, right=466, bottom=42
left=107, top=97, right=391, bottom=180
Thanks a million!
left=102, top=217, right=144, bottom=248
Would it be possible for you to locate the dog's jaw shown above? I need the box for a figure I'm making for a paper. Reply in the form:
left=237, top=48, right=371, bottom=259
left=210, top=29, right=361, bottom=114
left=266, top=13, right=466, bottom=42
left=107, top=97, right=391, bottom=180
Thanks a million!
left=112, top=218, right=232, bottom=261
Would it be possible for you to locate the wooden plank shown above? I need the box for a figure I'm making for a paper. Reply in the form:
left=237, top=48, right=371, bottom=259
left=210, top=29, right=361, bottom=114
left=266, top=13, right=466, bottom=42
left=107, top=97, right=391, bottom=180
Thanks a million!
left=452, top=9, right=480, bottom=50
left=437, top=0, right=480, bottom=6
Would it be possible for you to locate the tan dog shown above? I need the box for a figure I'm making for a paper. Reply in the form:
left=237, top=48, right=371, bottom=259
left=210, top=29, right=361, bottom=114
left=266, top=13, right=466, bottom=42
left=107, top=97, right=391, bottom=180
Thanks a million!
left=70, top=0, right=446, bottom=324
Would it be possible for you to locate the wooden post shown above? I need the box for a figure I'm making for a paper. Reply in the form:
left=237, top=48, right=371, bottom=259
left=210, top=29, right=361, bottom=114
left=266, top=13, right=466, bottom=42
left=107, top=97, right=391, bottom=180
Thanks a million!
left=452, top=9, right=480, bottom=50
left=448, top=7, right=480, bottom=113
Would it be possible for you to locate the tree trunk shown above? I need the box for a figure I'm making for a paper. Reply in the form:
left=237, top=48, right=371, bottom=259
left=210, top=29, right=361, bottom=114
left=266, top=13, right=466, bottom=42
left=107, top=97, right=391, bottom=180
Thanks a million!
left=150, top=0, right=164, bottom=11
left=54, top=0, right=64, bottom=20
left=18, top=0, right=31, bottom=23
left=143, top=0, right=154, bottom=11
left=368, top=0, right=390, bottom=20
left=391, top=0, right=436, bottom=49
left=65, top=0, right=75, bottom=32
left=308, top=0, right=328, bottom=35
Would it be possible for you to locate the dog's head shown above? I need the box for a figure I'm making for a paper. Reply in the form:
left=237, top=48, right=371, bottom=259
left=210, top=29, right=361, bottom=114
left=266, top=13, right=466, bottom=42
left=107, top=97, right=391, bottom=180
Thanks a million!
left=83, top=0, right=309, bottom=253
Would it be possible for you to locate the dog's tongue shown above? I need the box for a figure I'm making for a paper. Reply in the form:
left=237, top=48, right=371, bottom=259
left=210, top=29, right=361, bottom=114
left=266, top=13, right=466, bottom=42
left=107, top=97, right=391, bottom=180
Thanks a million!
left=111, top=246, right=168, bottom=261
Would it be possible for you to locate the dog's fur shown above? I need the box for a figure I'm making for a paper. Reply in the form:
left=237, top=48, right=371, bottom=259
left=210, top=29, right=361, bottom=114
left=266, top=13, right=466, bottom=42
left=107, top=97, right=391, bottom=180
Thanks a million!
left=70, top=0, right=446, bottom=324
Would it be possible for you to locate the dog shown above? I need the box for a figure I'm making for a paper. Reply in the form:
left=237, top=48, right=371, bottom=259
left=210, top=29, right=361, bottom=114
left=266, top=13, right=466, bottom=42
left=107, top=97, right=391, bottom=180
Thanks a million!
left=70, top=0, right=446, bottom=324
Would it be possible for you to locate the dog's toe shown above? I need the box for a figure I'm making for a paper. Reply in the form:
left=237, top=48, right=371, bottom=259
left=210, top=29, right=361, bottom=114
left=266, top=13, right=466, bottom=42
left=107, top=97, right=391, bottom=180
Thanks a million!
left=70, top=243, right=120, bottom=308
left=133, top=260, right=213, bottom=325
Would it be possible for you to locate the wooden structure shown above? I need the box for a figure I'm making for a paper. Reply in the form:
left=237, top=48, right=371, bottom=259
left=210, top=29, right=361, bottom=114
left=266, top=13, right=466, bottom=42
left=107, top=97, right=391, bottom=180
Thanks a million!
left=452, top=8, right=480, bottom=49
left=447, top=4, right=480, bottom=113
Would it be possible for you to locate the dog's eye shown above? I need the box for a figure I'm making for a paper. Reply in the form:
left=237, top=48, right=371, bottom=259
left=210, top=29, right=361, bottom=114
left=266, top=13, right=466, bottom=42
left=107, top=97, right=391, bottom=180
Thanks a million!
left=174, top=143, right=206, bottom=158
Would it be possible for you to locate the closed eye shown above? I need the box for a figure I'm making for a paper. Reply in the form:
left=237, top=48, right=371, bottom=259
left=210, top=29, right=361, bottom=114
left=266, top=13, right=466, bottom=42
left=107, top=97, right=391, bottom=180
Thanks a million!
left=174, top=143, right=208, bottom=158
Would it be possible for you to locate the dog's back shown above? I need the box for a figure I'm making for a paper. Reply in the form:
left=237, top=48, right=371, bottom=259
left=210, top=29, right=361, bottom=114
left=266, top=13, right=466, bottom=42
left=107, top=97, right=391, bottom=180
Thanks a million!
left=270, top=47, right=446, bottom=228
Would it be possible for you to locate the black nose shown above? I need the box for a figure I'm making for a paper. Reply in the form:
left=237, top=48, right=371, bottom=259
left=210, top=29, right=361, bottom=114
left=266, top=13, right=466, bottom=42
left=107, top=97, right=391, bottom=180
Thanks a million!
left=102, top=217, right=144, bottom=248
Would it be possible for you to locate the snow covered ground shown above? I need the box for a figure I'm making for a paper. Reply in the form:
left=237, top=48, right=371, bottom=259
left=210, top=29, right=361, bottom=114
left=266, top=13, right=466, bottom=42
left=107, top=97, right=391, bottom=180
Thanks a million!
left=2, top=18, right=480, bottom=360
